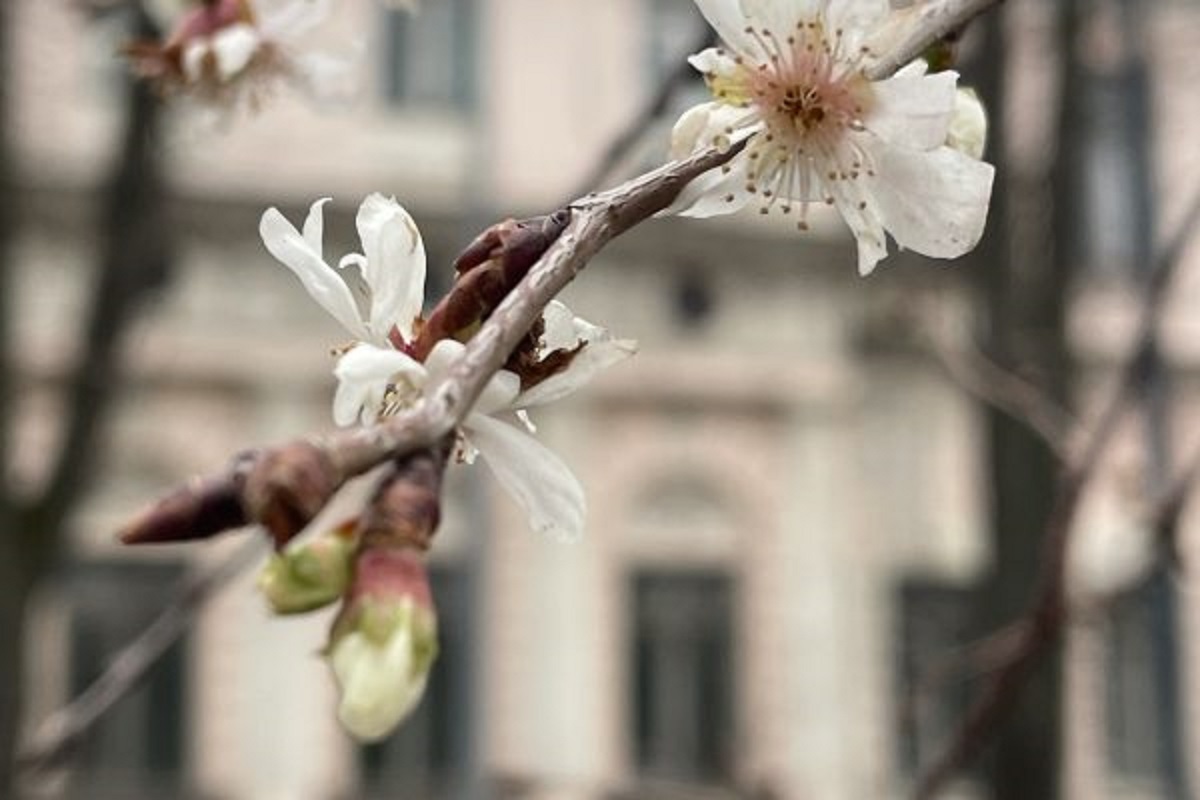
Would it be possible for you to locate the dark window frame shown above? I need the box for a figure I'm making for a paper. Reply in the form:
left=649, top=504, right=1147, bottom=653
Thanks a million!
left=629, top=569, right=738, bottom=786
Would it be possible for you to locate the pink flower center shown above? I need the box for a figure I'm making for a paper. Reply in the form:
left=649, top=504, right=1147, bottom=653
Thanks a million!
left=704, top=17, right=879, bottom=228
left=741, top=23, right=872, bottom=144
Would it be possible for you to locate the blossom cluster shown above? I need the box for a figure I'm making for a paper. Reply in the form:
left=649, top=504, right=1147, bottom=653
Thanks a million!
left=125, top=0, right=351, bottom=108
left=258, top=193, right=635, bottom=738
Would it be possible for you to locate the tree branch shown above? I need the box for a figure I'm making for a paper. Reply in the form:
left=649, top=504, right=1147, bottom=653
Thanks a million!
left=926, top=322, right=1076, bottom=460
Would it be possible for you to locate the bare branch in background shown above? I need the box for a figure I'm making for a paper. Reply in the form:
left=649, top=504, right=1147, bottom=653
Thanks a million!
left=913, top=189, right=1200, bottom=800
left=570, top=24, right=716, bottom=197
left=16, top=541, right=263, bottom=777
left=926, top=322, right=1076, bottom=460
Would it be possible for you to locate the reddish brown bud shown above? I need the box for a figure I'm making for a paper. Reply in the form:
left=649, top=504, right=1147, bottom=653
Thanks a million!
left=118, top=475, right=247, bottom=545
left=243, top=441, right=340, bottom=549
left=346, top=548, right=434, bottom=612
left=414, top=210, right=570, bottom=360
left=359, top=448, right=448, bottom=552
left=119, top=451, right=257, bottom=545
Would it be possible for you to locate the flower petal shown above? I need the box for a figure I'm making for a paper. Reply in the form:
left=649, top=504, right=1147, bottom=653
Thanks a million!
left=663, top=150, right=755, bottom=218
left=332, top=344, right=425, bottom=427
left=260, top=205, right=368, bottom=340
left=258, top=0, right=333, bottom=41
left=302, top=197, right=332, bottom=256
left=475, top=371, right=522, bottom=416
left=687, top=46, right=739, bottom=79
left=211, top=23, right=261, bottom=81
left=868, top=141, right=995, bottom=261
left=739, top=0, right=821, bottom=40
left=466, top=413, right=586, bottom=542
left=519, top=310, right=638, bottom=407
left=825, top=0, right=892, bottom=40
left=692, top=0, right=755, bottom=54
left=421, top=337, right=465, bottom=380
left=830, top=175, right=890, bottom=276
left=668, top=100, right=757, bottom=160
left=355, top=194, right=427, bottom=343
left=181, top=41, right=210, bottom=83
left=540, top=301, right=578, bottom=352
left=865, top=63, right=958, bottom=151
left=519, top=337, right=637, bottom=408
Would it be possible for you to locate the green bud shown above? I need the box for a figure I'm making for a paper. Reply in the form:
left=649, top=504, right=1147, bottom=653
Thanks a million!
left=257, top=531, right=353, bottom=614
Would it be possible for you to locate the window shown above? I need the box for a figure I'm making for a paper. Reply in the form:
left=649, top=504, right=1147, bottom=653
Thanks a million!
left=1078, top=71, right=1150, bottom=277
left=1106, top=582, right=1166, bottom=781
left=62, top=560, right=189, bottom=799
left=382, top=0, right=477, bottom=110
left=359, top=565, right=472, bottom=799
left=893, top=579, right=975, bottom=778
left=672, top=268, right=716, bottom=330
left=631, top=571, right=736, bottom=784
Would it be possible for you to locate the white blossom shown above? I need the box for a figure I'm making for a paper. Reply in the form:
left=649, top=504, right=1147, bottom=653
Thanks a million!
left=260, top=196, right=637, bottom=542
left=668, top=0, right=995, bottom=275
left=133, top=0, right=353, bottom=106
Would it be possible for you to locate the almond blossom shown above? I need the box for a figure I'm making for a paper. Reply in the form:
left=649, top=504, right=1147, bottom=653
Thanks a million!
left=259, top=195, right=637, bottom=542
left=668, top=0, right=995, bottom=275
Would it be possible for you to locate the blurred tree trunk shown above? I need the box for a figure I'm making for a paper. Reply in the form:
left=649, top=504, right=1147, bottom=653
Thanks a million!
left=0, top=6, right=170, bottom=794
left=961, top=5, right=1076, bottom=795
left=0, top=3, right=23, bottom=791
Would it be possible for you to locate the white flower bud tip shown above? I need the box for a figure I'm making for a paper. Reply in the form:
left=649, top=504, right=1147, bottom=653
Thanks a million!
left=329, top=596, right=438, bottom=741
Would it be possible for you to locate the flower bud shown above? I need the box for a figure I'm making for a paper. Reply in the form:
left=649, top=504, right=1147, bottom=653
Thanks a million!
left=947, top=87, right=988, bottom=160
left=257, top=523, right=354, bottom=614
left=327, top=548, right=438, bottom=741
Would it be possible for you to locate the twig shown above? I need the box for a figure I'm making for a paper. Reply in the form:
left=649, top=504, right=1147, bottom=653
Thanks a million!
left=913, top=190, right=1200, bottom=799
left=16, top=540, right=263, bottom=776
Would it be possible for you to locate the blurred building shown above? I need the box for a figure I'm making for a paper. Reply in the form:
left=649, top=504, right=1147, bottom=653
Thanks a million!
left=8, top=0, right=1200, bottom=798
